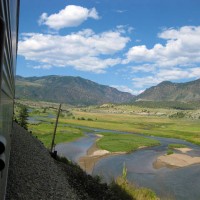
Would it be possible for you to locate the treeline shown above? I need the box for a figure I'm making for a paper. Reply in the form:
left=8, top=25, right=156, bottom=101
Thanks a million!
left=129, top=101, right=200, bottom=110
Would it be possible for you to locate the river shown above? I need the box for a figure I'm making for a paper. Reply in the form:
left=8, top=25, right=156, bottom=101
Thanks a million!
left=55, top=128, right=200, bottom=200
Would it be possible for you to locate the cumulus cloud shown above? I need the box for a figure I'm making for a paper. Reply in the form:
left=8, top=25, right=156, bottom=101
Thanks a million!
left=125, top=26, right=200, bottom=67
left=18, top=29, right=129, bottom=73
left=132, top=67, right=200, bottom=88
left=122, top=26, right=200, bottom=89
left=39, top=5, right=100, bottom=30
left=67, top=57, right=121, bottom=73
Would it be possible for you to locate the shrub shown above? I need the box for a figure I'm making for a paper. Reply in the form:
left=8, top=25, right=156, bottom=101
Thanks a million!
left=169, top=112, right=185, bottom=119
left=18, top=105, right=29, bottom=130
left=167, top=149, right=173, bottom=155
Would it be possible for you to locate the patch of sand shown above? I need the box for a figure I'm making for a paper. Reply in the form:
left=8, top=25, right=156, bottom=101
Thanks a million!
left=91, top=150, right=110, bottom=156
left=95, top=134, right=103, bottom=138
left=138, top=146, right=147, bottom=149
left=154, top=148, right=200, bottom=169
left=175, top=147, right=192, bottom=153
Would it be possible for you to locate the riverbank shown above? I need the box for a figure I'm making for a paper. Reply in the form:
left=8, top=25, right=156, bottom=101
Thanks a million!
left=79, top=135, right=125, bottom=173
left=81, top=138, right=200, bottom=171
left=78, top=133, right=159, bottom=173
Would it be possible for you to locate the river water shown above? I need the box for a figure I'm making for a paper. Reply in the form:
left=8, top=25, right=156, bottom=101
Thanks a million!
left=55, top=129, right=200, bottom=200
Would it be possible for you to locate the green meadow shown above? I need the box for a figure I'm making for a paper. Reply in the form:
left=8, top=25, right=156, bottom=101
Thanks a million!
left=96, top=132, right=160, bottom=152
left=15, top=100, right=200, bottom=151
left=28, top=123, right=84, bottom=148
left=60, top=108, right=200, bottom=146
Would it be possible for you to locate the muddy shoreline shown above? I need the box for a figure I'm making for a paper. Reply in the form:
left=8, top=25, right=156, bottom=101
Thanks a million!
left=78, top=138, right=125, bottom=173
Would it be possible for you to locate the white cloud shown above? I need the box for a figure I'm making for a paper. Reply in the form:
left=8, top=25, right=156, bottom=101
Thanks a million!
left=156, top=68, right=190, bottom=80
left=125, top=26, right=200, bottom=67
left=128, top=27, right=134, bottom=33
left=18, top=29, right=129, bottom=73
left=135, top=39, right=141, bottom=43
left=111, top=85, right=142, bottom=95
left=132, top=76, right=163, bottom=89
left=190, top=67, right=200, bottom=77
left=68, top=57, right=121, bottom=73
left=39, top=5, right=100, bottom=30
left=131, top=64, right=156, bottom=73
left=123, top=45, right=156, bottom=64
left=122, top=26, right=200, bottom=89
left=132, top=67, right=200, bottom=88
left=116, top=25, right=134, bottom=34
left=33, top=64, right=52, bottom=69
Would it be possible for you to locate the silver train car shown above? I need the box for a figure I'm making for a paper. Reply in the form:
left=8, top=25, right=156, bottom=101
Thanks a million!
left=0, top=0, right=20, bottom=199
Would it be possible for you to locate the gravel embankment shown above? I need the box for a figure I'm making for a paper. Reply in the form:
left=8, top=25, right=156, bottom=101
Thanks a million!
left=6, top=123, right=81, bottom=200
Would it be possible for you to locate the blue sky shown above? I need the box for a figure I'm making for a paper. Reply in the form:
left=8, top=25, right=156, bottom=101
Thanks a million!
left=17, top=0, right=200, bottom=94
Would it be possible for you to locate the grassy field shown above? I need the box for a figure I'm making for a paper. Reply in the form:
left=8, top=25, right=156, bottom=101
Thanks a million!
left=15, top=100, right=200, bottom=149
left=59, top=109, right=200, bottom=146
left=15, top=101, right=87, bottom=149
left=97, top=132, right=160, bottom=152
left=28, top=123, right=84, bottom=148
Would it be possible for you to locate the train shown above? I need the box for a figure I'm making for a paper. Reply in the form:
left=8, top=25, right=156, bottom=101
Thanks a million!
left=0, top=0, right=20, bottom=199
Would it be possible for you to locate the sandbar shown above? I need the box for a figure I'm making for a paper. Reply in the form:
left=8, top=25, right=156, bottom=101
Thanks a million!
left=153, top=148, right=200, bottom=169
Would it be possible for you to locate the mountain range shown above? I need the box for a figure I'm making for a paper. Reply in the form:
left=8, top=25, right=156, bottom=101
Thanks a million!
left=136, top=79, right=200, bottom=102
left=15, top=75, right=200, bottom=105
left=15, top=75, right=134, bottom=105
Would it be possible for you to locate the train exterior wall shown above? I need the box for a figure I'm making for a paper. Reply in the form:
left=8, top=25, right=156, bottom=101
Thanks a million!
left=0, top=0, right=20, bottom=199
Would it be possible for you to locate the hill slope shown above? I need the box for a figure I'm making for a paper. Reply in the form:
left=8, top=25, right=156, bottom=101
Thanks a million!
left=137, top=79, right=200, bottom=102
left=15, top=75, right=134, bottom=105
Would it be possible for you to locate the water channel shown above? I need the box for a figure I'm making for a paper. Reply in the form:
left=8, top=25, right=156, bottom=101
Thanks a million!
left=55, top=127, right=200, bottom=200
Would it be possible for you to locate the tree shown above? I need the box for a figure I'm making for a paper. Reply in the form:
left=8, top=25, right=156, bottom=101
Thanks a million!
left=18, top=106, right=29, bottom=130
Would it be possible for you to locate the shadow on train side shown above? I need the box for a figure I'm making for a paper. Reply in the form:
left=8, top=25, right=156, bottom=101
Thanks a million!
left=0, top=1, right=20, bottom=199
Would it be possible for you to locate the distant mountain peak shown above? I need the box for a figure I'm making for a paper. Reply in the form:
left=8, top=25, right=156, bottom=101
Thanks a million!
left=15, top=75, right=135, bottom=105
left=136, top=78, right=200, bottom=102
left=158, top=81, right=173, bottom=86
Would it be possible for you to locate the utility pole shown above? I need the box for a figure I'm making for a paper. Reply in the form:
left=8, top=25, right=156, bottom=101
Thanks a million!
left=50, top=103, right=62, bottom=154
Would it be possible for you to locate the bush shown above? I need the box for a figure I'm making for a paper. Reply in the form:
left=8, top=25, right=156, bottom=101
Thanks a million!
left=169, top=112, right=185, bottom=119
left=167, top=149, right=174, bottom=155
left=18, top=105, right=29, bottom=130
